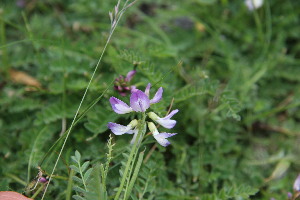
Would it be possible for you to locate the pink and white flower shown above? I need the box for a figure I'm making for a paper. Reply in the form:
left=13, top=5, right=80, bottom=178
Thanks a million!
left=107, top=83, right=178, bottom=147
left=148, top=109, right=179, bottom=129
left=148, top=122, right=177, bottom=147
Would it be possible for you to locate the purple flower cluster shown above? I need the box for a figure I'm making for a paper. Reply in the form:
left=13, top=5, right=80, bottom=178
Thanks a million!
left=107, top=83, right=178, bottom=147
left=114, top=70, right=136, bottom=96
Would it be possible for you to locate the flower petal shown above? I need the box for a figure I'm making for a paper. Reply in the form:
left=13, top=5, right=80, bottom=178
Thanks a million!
left=131, top=85, right=137, bottom=92
left=245, top=0, right=264, bottom=11
left=130, top=129, right=139, bottom=144
left=148, top=110, right=179, bottom=129
left=164, top=109, right=179, bottom=119
left=107, top=120, right=137, bottom=135
left=145, top=83, right=151, bottom=97
left=156, top=118, right=177, bottom=129
left=109, top=97, right=133, bottom=114
left=107, top=122, right=131, bottom=135
left=153, top=133, right=177, bottom=147
left=130, top=89, right=150, bottom=112
left=294, top=174, right=300, bottom=191
left=150, top=87, right=163, bottom=104
left=125, top=70, right=136, bottom=82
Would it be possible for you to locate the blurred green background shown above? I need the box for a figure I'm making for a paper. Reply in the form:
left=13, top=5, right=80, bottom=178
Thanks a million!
left=0, top=0, right=300, bottom=199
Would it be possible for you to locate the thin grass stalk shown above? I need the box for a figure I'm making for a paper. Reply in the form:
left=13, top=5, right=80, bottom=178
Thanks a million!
left=31, top=184, right=45, bottom=199
left=0, top=10, right=9, bottom=77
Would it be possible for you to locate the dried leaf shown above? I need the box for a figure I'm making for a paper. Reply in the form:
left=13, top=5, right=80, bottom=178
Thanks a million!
left=9, top=69, right=41, bottom=88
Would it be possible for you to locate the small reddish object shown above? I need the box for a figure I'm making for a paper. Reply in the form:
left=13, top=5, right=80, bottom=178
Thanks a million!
left=0, top=191, right=33, bottom=200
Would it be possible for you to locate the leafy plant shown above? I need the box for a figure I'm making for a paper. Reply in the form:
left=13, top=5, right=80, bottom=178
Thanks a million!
left=70, top=151, right=93, bottom=200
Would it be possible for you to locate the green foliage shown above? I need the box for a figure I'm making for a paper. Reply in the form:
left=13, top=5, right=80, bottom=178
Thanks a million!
left=70, top=150, right=92, bottom=200
left=84, top=105, right=119, bottom=138
left=85, top=163, right=107, bottom=200
left=202, top=184, right=258, bottom=200
left=134, top=159, right=159, bottom=199
left=1, top=0, right=300, bottom=199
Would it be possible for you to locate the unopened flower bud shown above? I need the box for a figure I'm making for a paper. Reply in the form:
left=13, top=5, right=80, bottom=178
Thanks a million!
left=114, top=70, right=136, bottom=96
left=39, top=177, right=48, bottom=183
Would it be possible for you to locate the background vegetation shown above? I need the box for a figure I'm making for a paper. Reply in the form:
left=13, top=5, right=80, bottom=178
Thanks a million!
left=0, top=0, right=300, bottom=199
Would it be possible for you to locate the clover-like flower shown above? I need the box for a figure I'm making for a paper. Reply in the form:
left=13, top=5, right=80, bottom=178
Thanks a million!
left=110, top=83, right=163, bottom=113
left=107, top=83, right=178, bottom=147
left=148, top=109, right=179, bottom=129
left=148, top=122, right=177, bottom=147
left=114, top=70, right=136, bottom=96
left=130, top=89, right=150, bottom=112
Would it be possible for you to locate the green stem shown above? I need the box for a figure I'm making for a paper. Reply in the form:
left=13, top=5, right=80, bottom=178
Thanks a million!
left=114, top=113, right=146, bottom=200
left=66, top=169, right=74, bottom=200
left=252, top=4, right=264, bottom=44
left=0, top=10, right=9, bottom=77
left=124, top=151, right=145, bottom=200
left=31, top=184, right=45, bottom=199
left=27, top=127, right=48, bottom=183
left=246, top=101, right=300, bottom=124
left=5, top=173, right=27, bottom=186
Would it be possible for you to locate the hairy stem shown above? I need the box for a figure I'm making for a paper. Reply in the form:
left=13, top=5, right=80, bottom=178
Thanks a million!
left=114, top=113, right=146, bottom=200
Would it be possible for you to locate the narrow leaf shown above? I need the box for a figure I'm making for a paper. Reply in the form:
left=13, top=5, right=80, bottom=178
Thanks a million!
left=81, top=161, right=90, bottom=173
left=124, top=151, right=145, bottom=200
left=72, top=195, right=86, bottom=200
left=84, top=168, right=93, bottom=182
left=72, top=176, right=83, bottom=184
left=73, top=186, right=86, bottom=193
left=75, top=150, right=81, bottom=161
left=70, top=165, right=80, bottom=173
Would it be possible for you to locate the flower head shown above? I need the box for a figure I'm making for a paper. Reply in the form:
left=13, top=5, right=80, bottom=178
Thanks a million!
left=108, top=83, right=178, bottom=147
left=110, top=84, right=163, bottom=114
left=130, top=89, right=150, bottom=112
left=114, top=70, right=137, bottom=96
left=38, top=177, right=48, bottom=183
